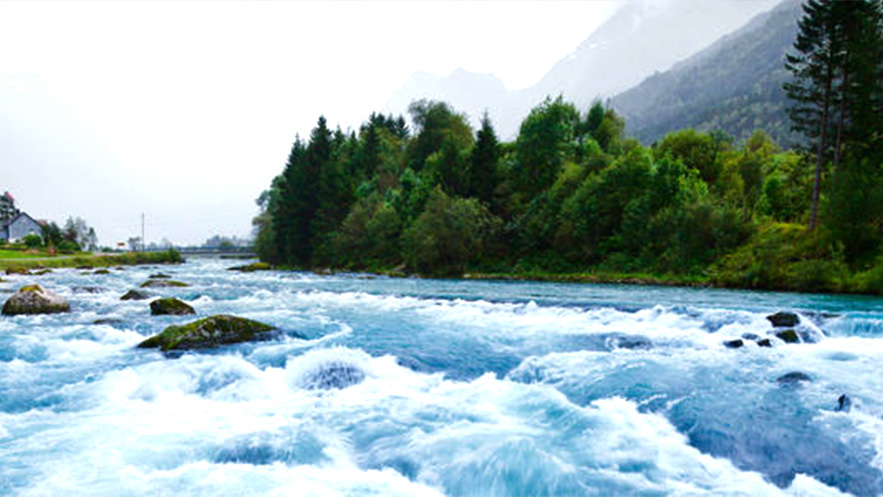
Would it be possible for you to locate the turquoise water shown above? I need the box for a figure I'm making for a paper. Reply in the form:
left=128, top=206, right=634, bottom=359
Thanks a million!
left=1, top=257, right=882, bottom=496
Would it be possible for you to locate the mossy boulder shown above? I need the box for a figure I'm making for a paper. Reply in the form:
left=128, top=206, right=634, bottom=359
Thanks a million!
left=93, top=269, right=111, bottom=275
left=140, top=279, right=189, bottom=288
left=137, top=314, right=275, bottom=351
left=149, top=297, right=195, bottom=316
left=5, top=267, right=30, bottom=276
left=227, top=262, right=272, bottom=272
left=775, top=329, right=800, bottom=344
left=32, top=269, right=53, bottom=276
left=767, top=311, right=800, bottom=327
left=121, top=289, right=151, bottom=301
left=2, top=284, right=71, bottom=315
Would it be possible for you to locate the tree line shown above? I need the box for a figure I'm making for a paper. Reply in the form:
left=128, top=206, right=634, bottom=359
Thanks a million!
left=254, top=0, right=882, bottom=293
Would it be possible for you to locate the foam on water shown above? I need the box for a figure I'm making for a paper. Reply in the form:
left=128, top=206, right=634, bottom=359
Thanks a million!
left=2, top=258, right=883, bottom=496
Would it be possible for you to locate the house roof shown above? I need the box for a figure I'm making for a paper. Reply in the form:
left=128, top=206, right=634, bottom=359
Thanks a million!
left=2, top=212, right=40, bottom=230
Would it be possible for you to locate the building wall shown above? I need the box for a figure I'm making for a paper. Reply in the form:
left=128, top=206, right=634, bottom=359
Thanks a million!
left=7, top=215, right=42, bottom=242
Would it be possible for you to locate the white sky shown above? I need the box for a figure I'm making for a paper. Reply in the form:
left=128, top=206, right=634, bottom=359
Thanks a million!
left=0, top=1, right=619, bottom=246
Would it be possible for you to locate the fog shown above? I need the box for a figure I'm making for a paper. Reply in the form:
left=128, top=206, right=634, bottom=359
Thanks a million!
left=1, top=0, right=781, bottom=247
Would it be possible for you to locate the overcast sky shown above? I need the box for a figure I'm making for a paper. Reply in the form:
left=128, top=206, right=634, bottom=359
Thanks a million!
left=0, top=1, right=620, bottom=247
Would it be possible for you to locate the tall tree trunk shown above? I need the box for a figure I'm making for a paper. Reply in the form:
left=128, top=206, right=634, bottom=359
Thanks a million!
left=832, top=29, right=852, bottom=181
left=810, top=45, right=835, bottom=231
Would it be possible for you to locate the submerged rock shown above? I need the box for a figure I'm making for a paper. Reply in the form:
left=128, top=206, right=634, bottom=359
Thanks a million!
left=93, top=269, right=111, bottom=275
left=149, top=273, right=171, bottom=279
left=301, top=363, right=366, bottom=390
left=140, top=279, right=189, bottom=288
left=741, top=333, right=760, bottom=341
left=724, top=339, right=744, bottom=349
left=73, top=286, right=106, bottom=294
left=775, top=329, right=800, bottom=344
left=604, top=333, right=653, bottom=351
left=93, top=317, right=125, bottom=325
left=120, top=289, right=151, bottom=301
left=149, top=297, right=195, bottom=316
left=836, top=394, right=852, bottom=412
left=137, top=314, right=275, bottom=351
left=2, top=284, right=71, bottom=315
left=777, top=371, right=813, bottom=385
left=227, top=262, right=272, bottom=272
left=32, top=269, right=53, bottom=276
left=767, top=311, right=800, bottom=328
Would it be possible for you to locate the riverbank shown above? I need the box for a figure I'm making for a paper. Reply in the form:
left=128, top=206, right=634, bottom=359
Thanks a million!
left=0, top=249, right=182, bottom=272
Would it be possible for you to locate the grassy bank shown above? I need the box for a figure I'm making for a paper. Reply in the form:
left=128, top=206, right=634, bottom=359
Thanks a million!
left=0, top=249, right=183, bottom=271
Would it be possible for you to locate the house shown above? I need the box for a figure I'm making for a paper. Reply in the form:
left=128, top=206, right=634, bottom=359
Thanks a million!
left=0, top=192, right=43, bottom=243
left=1, top=213, right=44, bottom=242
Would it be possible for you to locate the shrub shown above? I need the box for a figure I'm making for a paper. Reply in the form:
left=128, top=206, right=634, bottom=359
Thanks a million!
left=22, top=234, right=42, bottom=249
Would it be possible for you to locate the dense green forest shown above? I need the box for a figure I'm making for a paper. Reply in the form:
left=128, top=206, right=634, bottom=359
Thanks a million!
left=254, top=0, right=883, bottom=294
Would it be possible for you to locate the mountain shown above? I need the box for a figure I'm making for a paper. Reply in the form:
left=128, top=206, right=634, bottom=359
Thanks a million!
left=610, top=0, right=803, bottom=146
left=383, top=0, right=782, bottom=139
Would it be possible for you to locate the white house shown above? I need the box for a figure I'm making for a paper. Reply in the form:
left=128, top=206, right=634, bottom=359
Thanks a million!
left=0, top=192, right=43, bottom=243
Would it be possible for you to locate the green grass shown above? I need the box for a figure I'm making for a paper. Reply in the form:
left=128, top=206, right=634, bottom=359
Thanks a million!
left=0, top=249, right=58, bottom=259
left=0, top=250, right=182, bottom=271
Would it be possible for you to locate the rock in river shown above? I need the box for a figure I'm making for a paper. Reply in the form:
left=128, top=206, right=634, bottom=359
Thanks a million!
left=120, top=289, right=151, bottom=301
left=775, top=329, right=800, bottom=344
left=777, top=371, right=813, bottom=385
left=2, top=284, right=71, bottom=315
left=227, top=262, right=272, bottom=272
left=140, top=279, right=189, bottom=288
left=767, top=311, right=800, bottom=328
left=149, top=297, right=195, bottom=316
left=137, top=314, right=275, bottom=351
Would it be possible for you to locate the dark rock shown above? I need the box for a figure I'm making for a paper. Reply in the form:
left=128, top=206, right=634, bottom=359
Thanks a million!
left=2, top=284, right=71, bottom=315
left=767, top=311, right=800, bottom=328
left=724, top=339, right=744, bottom=349
left=604, top=334, right=653, bottom=351
left=757, top=338, right=773, bottom=347
left=137, top=314, right=275, bottom=351
left=93, top=269, right=111, bottom=275
left=741, top=333, right=760, bottom=341
left=73, top=286, right=106, bottom=294
left=776, top=371, right=813, bottom=385
left=93, top=318, right=125, bottom=325
left=32, top=269, right=53, bottom=276
left=149, top=273, right=171, bottom=279
left=301, top=363, right=366, bottom=390
left=836, top=394, right=852, bottom=412
left=227, top=262, right=272, bottom=272
left=775, top=329, right=800, bottom=343
left=5, top=267, right=30, bottom=275
left=140, top=279, right=189, bottom=288
left=120, top=289, right=151, bottom=301
left=76, top=265, right=93, bottom=270
left=149, top=297, right=195, bottom=316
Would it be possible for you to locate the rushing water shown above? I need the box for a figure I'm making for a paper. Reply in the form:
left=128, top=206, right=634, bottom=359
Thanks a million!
left=2, top=257, right=883, bottom=496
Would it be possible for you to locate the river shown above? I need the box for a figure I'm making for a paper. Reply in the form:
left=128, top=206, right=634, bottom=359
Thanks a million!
left=1, top=257, right=882, bottom=496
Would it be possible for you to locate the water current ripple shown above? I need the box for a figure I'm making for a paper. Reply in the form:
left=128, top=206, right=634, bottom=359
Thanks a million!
left=1, top=257, right=882, bottom=496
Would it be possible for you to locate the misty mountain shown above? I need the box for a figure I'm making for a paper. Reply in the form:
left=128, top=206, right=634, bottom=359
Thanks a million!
left=610, top=0, right=802, bottom=146
left=384, top=0, right=782, bottom=139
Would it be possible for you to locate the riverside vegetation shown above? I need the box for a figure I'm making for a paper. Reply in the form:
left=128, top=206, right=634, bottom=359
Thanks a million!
left=254, top=0, right=883, bottom=294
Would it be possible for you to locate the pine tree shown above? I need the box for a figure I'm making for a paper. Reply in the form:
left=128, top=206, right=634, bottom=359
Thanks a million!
left=272, top=137, right=306, bottom=264
left=784, top=0, right=840, bottom=229
left=469, top=112, right=500, bottom=206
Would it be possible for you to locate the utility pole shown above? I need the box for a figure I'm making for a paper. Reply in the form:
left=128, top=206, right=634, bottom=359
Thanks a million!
left=141, top=213, right=145, bottom=252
